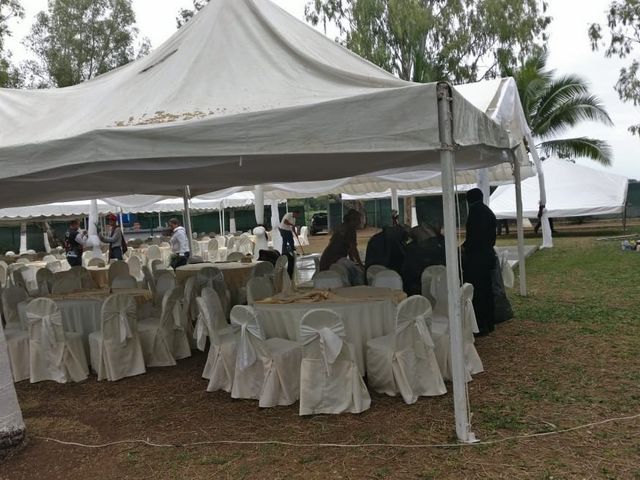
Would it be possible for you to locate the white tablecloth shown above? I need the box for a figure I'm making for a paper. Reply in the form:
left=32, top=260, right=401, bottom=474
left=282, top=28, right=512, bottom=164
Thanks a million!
left=255, top=297, right=396, bottom=374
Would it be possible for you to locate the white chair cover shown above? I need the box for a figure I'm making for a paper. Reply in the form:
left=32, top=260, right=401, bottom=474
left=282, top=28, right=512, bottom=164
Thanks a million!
left=87, top=257, right=106, bottom=267
left=154, top=271, right=176, bottom=306
left=52, top=271, right=81, bottom=294
left=1, top=286, right=28, bottom=332
left=46, top=260, right=63, bottom=273
left=206, top=238, right=219, bottom=262
left=421, top=265, right=448, bottom=315
left=215, top=236, right=226, bottom=248
left=230, top=305, right=301, bottom=407
left=111, top=275, right=138, bottom=290
left=36, top=267, right=54, bottom=296
left=246, top=277, right=274, bottom=305
left=142, top=265, right=156, bottom=297
left=312, top=270, right=344, bottom=290
left=273, top=256, right=292, bottom=294
left=372, top=269, right=403, bottom=290
left=88, top=294, right=146, bottom=381
left=226, top=251, right=244, bottom=262
left=26, top=298, right=88, bottom=383
left=329, top=262, right=351, bottom=287
left=366, top=264, right=387, bottom=285
left=299, top=309, right=371, bottom=415
left=108, top=261, right=130, bottom=285
left=146, top=245, right=162, bottom=263
left=6, top=328, right=29, bottom=382
left=127, top=254, right=144, bottom=282
left=0, top=261, right=8, bottom=288
left=499, top=250, right=515, bottom=288
left=235, top=237, right=254, bottom=256
left=366, top=296, right=446, bottom=404
left=252, top=261, right=275, bottom=278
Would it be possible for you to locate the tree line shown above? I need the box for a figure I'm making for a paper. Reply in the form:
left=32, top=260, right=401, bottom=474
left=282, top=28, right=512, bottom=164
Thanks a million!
left=0, top=0, right=638, bottom=163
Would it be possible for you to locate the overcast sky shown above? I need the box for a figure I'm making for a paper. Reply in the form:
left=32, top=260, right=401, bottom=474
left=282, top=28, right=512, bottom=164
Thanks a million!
left=5, top=0, right=638, bottom=179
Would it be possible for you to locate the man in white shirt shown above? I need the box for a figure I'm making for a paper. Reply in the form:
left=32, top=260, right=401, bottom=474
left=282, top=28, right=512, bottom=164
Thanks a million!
left=169, top=218, right=190, bottom=269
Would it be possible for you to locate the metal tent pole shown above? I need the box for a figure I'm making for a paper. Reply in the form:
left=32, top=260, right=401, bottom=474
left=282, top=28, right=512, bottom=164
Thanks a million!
left=254, top=185, right=265, bottom=225
left=391, top=187, right=399, bottom=212
left=514, top=151, right=527, bottom=296
left=18, top=222, right=27, bottom=254
left=182, top=186, right=194, bottom=253
left=437, top=83, right=476, bottom=444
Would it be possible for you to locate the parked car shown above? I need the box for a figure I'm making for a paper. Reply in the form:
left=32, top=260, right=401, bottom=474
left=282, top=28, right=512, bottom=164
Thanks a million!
left=309, top=212, right=328, bottom=235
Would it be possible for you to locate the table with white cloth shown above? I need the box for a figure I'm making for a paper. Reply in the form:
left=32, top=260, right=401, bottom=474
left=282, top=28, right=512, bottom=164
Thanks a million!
left=86, top=266, right=110, bottom=288
left=254, top=286, right=406, bottom=374
left=18, top=288, right=153, bottom=356
left=175, top=261, right=258, bottom=305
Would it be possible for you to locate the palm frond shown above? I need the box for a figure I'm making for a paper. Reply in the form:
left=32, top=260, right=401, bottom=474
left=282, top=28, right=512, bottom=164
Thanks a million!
left=535, top=94, right=614, bottom=138
left=538, top=137, right=613, bottom=166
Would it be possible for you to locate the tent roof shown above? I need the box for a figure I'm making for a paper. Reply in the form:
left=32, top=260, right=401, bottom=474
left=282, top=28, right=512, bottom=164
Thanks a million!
left=490, top=158, right=629, bottom=219
left=0, top=0, right=517, bottom=208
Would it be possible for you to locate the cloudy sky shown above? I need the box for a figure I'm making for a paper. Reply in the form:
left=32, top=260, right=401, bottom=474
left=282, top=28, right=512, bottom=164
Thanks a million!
left=5, top=0, right=638, bottom=179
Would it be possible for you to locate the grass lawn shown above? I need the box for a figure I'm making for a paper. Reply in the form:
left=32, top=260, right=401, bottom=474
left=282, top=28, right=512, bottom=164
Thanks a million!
left=3, top=227, right=640, bottom=479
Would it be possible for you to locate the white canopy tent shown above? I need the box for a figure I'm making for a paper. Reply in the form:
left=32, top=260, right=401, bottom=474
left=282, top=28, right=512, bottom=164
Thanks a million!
left=490, top=158, right=629, bottom=219
left=0, top=0, right=534, bottom=443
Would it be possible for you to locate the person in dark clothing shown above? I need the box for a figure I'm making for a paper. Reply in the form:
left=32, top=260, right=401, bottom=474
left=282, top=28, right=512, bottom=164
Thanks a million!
left=64, top=220, right=87, bottom=267
left=462, top=188, right=497, bottom=335
left=364, top=225, right=408, bottom=275
left=319, top=209, right=363, bottom=271
left=496, top=219, right=510, bottom=236
left=400, top=225, right=445, bottom=296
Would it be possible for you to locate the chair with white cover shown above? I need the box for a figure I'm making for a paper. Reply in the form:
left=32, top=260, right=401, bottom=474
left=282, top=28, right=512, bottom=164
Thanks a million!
left=206, top=239, right=219, bottom=262
left=1, top=287, right=28, bottom=333
left=146, top=245, right=162, bottom=264
left=197, top=268, right=230, bottom=317
left=127, top=254, right=144, bottom=282
left=273, top=255, right=292, bottom=294
left=75, top=266, right=97, bottom=289
left=329, top=262, right=351, bottom=287
left=366, top=296, right=446, bottom=404
left=246, top=277, right=274, bottom=305
left=26, top=298, right=88, bottom=383
left=87, top=257, right=106, bottom=268
left=226, top=251, right=244, bottom=262
left=226, top=236, right=237, bottom=252
left=430, top=283, right=482, bottom=381
left=421, top=265, right=448, bottom=314
left=36, top=267, right=54, bottom=296
left=46, top=260, right=63, bottom=273
left=372, top=269, right=403, bottom=290
left=88, top=294, right=146, bottom=381
left=16, top=258, right=29, bottom=264
left=299, top=309, right=370, bottom=415
left=312, top=270, right=344, bottom=290
left=142, top=264, right=156, bottom=296
left=51, top=271, right=81, bottom=294
left=195, top=288, right=238, bottom=392
left=0, top=260, right=8, bottom=288
left=230, top=305, right=301, bottom=407
left=111, top=275, right=138, bottom=290
left=154, top=271, right=176, bottom=306
left=252, top=260, right=275, bottom=279
left=191, top=241, right=202, bottom=258
left=298, top=226, right=310, bottom=246
left=366, top=265, right=387, bottom=285
left=11, top=266, right=29, bottom=293
left=108, top=261, right=130, bottom=285
left=137, top=287, right=190, bottom=366
left=215, top=236, right=226, bottom=248
left=5, top=326, right=29, bottom=382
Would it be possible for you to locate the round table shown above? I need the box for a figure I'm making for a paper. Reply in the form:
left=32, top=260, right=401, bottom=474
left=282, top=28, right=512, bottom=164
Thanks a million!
left=176, top=262, right=258, bottom=305
left=254, top=286, right=404, bottom=374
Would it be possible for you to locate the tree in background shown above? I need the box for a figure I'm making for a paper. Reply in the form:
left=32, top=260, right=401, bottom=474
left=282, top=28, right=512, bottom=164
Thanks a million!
left=24, top=0, right=149, bottom=88
left=177, top=0, right=209, bottom=28
left=305, top=0, right=551, bottom=83
left=510, top=51, right=613, bottom=165
left=0, top=0, right=23, bottom=87
left=589, top=1, right=640, bottom=136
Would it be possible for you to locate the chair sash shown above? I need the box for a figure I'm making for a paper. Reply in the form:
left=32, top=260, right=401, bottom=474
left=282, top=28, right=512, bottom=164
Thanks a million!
left=231, top=317, right=263, bottom=370
left=27, top=310, right=65, bottom=365
left=464, top=296, right=479, bottom=335
left=194, top=310, right=208, bottom=351
left=300, top=322, right=345, bottom=375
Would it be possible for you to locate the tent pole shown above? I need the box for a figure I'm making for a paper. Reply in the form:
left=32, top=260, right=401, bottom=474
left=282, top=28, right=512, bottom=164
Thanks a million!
left=158, top=212, right=162, bottom=229
left=391, top=187, right=399, bottom=212
left=118, top=208, right=124, bottom=232
left=254, top=185, right=265, bottom=225
left=437, top=83, right=476, bottom=444
left=476, top=168, right=491, bottom=206
left=19, top=222, right=27, bottom=254
left=514, top=154, right=527, bottom=296
left=410, top=197, right=418, bottom=227
left=182, top=186, right=193, bottom=253
left=526, top=134, right=553, bottom=249
left=88, top=200, right=101, bottom=258
left=42, top=222, right=52, bottom=253
left=218, top=209, right=223, bottom=235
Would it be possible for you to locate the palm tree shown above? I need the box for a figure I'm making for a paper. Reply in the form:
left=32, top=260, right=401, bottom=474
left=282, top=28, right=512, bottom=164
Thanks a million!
left=0, top=325, right=26, bottom=458
left=512, top=51, right=613, bottom=165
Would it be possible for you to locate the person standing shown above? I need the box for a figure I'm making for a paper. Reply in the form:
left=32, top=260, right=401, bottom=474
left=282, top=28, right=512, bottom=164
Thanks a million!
left=169, top=218, right=190, bottom=269
left=462, top=188, right=497, bottom=335
left=319, top=209, right=364, bottom=279
left=64, top=219, right=88, bottom=267
left=99, top=214, right=125, bottom=261
left=278, top=211, right=297, bottom=277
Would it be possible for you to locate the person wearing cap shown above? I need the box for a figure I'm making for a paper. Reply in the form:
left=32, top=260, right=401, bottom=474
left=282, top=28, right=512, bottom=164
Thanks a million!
left=278, top=211, right=297, bottom=278
left=99, top=214, right=125, bottom=261
left=168, top=218, right=190, bottom=269
left=64, top=219, right=88, bottom=267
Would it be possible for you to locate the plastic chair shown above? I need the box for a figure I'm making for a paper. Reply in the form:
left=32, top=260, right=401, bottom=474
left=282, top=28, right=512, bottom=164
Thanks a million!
left=246, top=277, right=274, bottom=305
left=26, top=298, right=89, bottom=383
left=195, top=288, right=238, bottom=392
left=111, top=275, right=138, bottom=290
left=366, top=296, right=446, bottom=404
left=312, top=271, right=344, bottom=290
left=298, top=309, right=370, bottom=415
left=230, top=305, right=301, bottom=407
left=88, top=294, right=146, bottom=381
left=372, top=270, right=403, bottom=290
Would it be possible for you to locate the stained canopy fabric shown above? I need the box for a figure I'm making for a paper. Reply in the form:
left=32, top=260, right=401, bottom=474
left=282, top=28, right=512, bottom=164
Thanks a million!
left=0, top=0, right=517, bottom=208
left=490, top=158, right=629, bottom=219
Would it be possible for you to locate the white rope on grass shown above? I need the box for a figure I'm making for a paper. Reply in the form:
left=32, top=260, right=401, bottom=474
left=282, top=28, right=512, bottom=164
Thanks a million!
left=34, top=412, right=640, bottom=450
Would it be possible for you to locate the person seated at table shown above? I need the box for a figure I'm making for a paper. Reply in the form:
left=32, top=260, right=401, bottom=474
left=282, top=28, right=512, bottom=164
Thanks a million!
left=364, top=224, right=409, bottom=276
left=64, top=219, right=88, bottom=267
left=320, top=209, right=364, bottom=284
left=98, top=214, right=125, bottom=261
left=168, top=218, right=190, bottom=269
left=400, top=224, right=445, bottom=296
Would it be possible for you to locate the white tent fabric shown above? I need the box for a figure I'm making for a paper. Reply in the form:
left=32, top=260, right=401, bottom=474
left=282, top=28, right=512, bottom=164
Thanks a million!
left=342, top=185, right=476, bottom=201
left=0, top=0, right=515, bottom=208
left=490, top=159, right=629, bottom=219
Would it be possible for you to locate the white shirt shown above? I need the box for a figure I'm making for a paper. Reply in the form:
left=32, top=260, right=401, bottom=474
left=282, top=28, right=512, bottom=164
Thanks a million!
left=279, top=213, right=295, bottom=231
left=170, top=226, right=190, bottom=255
